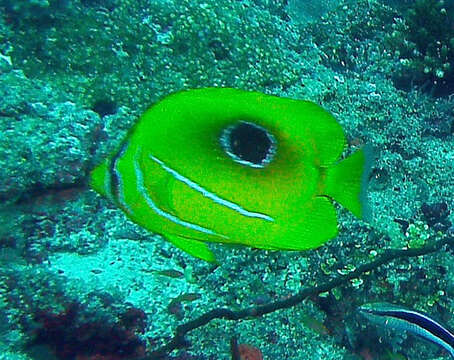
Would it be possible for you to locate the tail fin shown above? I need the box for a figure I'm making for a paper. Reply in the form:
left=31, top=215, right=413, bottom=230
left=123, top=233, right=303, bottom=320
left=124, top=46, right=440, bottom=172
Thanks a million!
left=323, top=145, right=373, bottom=220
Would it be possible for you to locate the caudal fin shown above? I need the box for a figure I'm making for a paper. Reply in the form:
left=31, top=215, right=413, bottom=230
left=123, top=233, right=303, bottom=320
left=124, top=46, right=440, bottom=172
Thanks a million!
left=323, top=145, right=373, bottom=220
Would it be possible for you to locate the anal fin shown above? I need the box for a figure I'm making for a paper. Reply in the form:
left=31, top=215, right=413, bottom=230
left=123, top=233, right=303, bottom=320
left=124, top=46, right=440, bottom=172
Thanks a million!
left=166, top=234, right=217, bottom=263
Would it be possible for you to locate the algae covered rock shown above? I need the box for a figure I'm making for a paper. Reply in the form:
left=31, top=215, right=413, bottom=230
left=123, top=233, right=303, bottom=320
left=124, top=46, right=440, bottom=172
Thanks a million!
left=0, top=70, right=101, bottom=204
left=387, top=0, right=454, bottom=96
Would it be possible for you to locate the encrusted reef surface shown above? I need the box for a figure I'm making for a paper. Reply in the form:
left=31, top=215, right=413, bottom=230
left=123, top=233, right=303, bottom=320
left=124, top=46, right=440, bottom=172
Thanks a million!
left=0, top=0, right=453, bottom=359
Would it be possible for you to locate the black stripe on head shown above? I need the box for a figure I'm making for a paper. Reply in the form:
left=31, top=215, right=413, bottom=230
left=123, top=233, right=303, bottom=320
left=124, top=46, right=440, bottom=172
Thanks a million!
left=109, top=140, right=129, bottom=201
left=384, top=309, right=454, bottom=348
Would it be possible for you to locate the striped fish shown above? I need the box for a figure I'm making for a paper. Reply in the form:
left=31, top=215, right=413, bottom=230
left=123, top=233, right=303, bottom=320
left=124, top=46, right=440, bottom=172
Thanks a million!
left=359, top=302, right=454, bottom=358
left=90, top=88, right=370, bottom=262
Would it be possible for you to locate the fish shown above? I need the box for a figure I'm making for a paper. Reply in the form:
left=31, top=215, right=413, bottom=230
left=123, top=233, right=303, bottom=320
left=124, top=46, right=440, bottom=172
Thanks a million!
left=90, top=88, right=370, bottom=262
left=168, top=292, right=201, bottom=308
left=151, top=269, right=184, bottom=279
left=358, top=302, right=454, bottom=358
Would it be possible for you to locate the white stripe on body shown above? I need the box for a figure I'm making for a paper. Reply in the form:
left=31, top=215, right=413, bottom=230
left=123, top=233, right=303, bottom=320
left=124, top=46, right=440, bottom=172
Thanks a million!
left=133, top=151, right=225, bottom=237
left=389, top=309, right=454, bottom=358
left=110, top=141, right=134, bottom=214
left=149, top=154, right=274, bottom=222
left=112, top=149, right=134, bottom=214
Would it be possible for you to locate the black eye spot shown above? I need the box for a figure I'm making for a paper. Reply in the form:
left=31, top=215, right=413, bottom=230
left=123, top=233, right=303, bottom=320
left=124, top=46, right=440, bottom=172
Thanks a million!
left=220, top=121, right=276, bottom=168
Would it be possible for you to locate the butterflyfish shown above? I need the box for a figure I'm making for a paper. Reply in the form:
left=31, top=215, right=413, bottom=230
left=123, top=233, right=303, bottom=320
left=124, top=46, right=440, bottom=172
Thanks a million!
left=90, top=88, right=369, bottom=262
left=359, top=302, right=454, bottom=358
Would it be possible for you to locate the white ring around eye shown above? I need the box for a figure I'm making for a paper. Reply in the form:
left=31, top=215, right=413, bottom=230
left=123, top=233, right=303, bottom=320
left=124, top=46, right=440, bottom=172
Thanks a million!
left=219, top=121, right=277, bottom=168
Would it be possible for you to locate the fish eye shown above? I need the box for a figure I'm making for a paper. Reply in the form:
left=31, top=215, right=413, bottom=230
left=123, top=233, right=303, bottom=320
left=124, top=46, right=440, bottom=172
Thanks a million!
left=220, top=121, right=276, bottom=168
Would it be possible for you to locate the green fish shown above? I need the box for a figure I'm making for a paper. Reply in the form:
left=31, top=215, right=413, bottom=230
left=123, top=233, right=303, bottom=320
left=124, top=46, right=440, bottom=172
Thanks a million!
left=90, top=88, right=370, bottom=262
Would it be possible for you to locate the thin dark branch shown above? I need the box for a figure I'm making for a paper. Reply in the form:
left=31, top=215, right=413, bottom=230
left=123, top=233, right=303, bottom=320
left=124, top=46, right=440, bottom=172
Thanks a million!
left=230, top=336, right=240, bottom=360
left=148, top=235, right=453, bottom=359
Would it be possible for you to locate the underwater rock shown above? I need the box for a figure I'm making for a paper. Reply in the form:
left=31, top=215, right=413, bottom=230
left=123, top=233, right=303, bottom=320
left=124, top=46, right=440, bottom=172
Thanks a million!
left=0, top=71, right=102, bottom=205
left=421, top=202, right=451, bottom=231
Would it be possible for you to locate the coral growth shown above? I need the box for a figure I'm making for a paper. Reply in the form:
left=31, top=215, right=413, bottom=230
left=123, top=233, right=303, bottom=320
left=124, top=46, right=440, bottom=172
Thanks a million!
left=421, top=202, right=451, bottom=231
left=32, top=303, right=146, bottom=360
left=238, top=344, right=263, bottom=360
left=388, top=0, right=454, bottom=95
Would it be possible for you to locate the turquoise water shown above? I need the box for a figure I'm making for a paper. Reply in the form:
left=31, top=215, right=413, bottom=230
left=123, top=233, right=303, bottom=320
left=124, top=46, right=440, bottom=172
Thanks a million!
left=0, top=0, right=453, bottom=359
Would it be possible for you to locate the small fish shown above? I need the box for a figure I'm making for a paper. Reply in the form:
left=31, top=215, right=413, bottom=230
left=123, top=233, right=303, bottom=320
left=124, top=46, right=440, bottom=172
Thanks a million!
left=90, top=88, right=370, bottom=262
left=168, top=292, right=201, bottom=308
left=150, top=269, right=184, bottom=278
left=300, top=314, right=330, bottom=335
left=359, top=302, right=454, bottom=358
